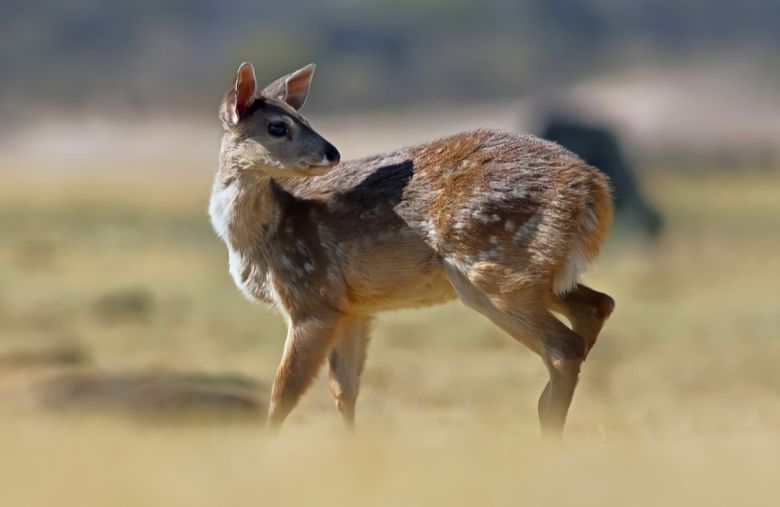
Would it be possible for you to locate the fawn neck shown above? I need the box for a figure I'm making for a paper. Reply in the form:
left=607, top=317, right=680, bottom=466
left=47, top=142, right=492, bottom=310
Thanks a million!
left=212, top=137, right=286, bottom=252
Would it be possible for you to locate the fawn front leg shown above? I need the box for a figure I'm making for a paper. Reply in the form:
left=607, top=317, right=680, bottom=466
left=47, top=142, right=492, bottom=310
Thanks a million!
left=267, top=315, right=344, bottom=429
left=328, top=316, right=372, bottom=428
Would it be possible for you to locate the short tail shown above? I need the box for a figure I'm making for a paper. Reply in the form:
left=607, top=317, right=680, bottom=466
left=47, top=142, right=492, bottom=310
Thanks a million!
left=552, top=168, right=613, bottom=295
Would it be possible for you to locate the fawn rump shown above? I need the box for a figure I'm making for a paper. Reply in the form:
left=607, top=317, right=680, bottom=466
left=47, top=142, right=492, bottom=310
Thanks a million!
left=209, top=61, right=615, bottom=435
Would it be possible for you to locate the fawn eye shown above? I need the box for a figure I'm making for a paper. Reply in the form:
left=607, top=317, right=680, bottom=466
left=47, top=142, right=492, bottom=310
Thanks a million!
left=267, top=122, right=288, bottom=138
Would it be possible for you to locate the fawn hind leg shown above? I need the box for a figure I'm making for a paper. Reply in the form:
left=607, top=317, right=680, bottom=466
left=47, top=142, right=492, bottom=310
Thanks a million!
left=550, top=284, right=614, bottom=355
left=328, top=316, right=372, bottom=428
left=444, top=264, right=587, bottom=435
left=534, top=314, right=588, bottom=435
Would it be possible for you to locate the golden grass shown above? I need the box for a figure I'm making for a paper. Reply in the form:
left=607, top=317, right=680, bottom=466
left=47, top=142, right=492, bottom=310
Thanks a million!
left=1, top=164, right=779, bottom=506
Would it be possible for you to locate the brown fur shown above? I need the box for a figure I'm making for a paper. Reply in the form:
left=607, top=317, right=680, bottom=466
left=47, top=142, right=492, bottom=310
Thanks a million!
left=209, top=63, right=616, bottom=434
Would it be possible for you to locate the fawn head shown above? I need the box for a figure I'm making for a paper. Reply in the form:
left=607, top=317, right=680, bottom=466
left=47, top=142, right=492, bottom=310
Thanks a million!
left=219, top=62, right=340, bottom=176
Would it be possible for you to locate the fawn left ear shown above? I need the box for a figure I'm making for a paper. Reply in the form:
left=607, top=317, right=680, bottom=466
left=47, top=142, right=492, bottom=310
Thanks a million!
left=220, top=62, right=258, bottom=126
left=261, top=63, right=316, bottom=110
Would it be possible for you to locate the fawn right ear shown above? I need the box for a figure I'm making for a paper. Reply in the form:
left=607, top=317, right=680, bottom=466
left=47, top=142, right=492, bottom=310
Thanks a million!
left=260, top=64, right=316, bottom=110
left=220, top=62, right=257, bottom=125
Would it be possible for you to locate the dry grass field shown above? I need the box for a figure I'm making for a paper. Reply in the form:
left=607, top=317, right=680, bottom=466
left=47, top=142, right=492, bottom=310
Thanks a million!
left=1, top=140, right=779, bottom=505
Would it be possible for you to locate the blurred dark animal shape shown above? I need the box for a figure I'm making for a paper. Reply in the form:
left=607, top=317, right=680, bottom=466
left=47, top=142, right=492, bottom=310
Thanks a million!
left=540, top=118, right=662, bottom=238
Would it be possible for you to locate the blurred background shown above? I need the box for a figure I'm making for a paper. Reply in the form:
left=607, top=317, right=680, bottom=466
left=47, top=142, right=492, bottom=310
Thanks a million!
left=1, top=1, right=779, bottom=506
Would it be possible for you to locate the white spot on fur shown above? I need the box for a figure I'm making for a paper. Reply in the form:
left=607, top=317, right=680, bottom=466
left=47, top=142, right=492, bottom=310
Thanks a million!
left=488, top=180, right=509, bottom=191
left=515, top=213, right=542, bottom=241
left=478, top=250, right=497, bottom=261
left=504, top=220, right=515, bottom=232
left=304, top=262, right=315, bottom=273
left=512, top=187, right=527, bottom=199
left=421, top=219, right=437, bottom=241
left=474, top=211, right=500, bottom=224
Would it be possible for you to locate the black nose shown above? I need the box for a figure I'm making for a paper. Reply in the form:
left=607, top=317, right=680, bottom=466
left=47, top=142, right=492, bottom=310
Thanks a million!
left=324, top=143, right=340, bottom=164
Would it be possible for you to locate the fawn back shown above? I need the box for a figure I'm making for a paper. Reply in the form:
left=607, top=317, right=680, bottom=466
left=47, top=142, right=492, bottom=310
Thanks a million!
left=209, top=62, right=615, bottom=434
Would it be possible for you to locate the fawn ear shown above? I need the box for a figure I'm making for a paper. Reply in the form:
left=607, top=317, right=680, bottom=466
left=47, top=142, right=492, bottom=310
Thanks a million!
left=221, top=62, right=257, bottom=125
left=260, top=63, right=316, bottom=110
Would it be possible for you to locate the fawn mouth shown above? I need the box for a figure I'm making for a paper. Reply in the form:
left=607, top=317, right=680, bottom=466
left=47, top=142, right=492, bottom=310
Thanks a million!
left=299, top=160, right=338, bottom=175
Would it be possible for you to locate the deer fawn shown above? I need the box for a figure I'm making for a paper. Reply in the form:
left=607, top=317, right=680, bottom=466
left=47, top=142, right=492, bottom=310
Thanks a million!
left=209, top=62, right=615, bottom=435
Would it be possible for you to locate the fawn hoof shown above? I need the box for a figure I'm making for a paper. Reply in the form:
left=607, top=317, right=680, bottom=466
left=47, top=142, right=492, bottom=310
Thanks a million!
left=595, top=293, right=615, bottom=321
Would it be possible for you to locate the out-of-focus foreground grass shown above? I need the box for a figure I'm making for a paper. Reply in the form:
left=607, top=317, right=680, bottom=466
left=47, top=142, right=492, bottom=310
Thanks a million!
left=0, top=161, right=778, bottom=506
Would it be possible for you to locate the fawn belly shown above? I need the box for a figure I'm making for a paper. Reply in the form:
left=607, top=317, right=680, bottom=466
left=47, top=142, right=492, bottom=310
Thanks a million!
left=342, top=240, right=457, bottom=313
left=347, top=267, right=456, bottom=313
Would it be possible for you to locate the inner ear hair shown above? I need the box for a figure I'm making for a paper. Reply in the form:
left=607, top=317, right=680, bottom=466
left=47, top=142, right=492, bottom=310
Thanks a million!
left=232, top=62, right=258, bottom=123
left=261, top=63, right=316, bottom=111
